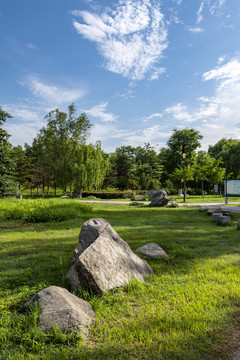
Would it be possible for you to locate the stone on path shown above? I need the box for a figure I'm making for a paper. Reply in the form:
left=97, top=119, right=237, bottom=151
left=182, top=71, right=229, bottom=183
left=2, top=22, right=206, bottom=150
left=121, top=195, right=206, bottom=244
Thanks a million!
left=212, top=213, right=223, bottom=223
left=24, top=286, right=95, bottom=337
left=216, top=215, right=231, bottom=226
left=136, top=243, right=169, bottom=259
left=149, top=190, right=169, bottom=207
left=67, top=218, right=153, bottom=294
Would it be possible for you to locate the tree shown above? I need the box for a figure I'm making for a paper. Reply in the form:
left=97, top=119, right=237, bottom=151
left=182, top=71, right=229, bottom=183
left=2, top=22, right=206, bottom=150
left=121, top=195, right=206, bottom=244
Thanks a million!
left=0, top=107, right=17, bottom=197
left=34, top=104, right=92, bottom=194
left=159, top=128, right=203, bottom=190
left=208, top=138, right=240, bottom=178
left=72, top=142, right=109, bottom=194
left=194, top=151, right=225, bottom=197
left=134, top=144, right=162, bottom=189
left=11, top=145, right=33, bottom=190
left=114, top=146, right=135, bottom=189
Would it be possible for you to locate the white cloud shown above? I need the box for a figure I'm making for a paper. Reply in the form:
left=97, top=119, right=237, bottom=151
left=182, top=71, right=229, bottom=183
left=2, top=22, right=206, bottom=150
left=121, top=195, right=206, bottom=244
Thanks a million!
left=2, top=76, right=87, bottom=147
left=145, top=112, right=163, bottom=120
left=123, top=125, right=171, bottom=149
left=187, top=26, right=204, bottom=33
left=4, top=123, right=42, bottom=147
left=83, top=102, right=118, bottom=122
left=218, top=55, right=226, bottom=64
left=202, top=58, right=240, bottom=88
left=165, top=103, right=192, bottom=122
left=2, top=104, right=41, bottom=123
left=197, top=2, right=204, bottom=24
left=27, top=76, right=85, bottom=106
left=163, top=57, right=240, bottom=150
left=72, top=0, right=168, bottom=80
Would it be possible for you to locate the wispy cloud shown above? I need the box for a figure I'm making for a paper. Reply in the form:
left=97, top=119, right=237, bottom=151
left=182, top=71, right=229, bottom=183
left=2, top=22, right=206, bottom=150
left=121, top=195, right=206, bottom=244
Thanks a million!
left=187, top=26, right=204, bottom=33
left=71, top=0, right=168, bottom=80
left=27, top=76, right=86, bottom=106
left=187, top=0, right=227, bottom=33
left=163, top=56, right=240, bottom=149
left=26, top=43, right=36, bottom=49
left=197, top=2, right=204, bottom=24
left=83, top=102, right=118, bottom=122
left=3, top=76, right=87, bottom=147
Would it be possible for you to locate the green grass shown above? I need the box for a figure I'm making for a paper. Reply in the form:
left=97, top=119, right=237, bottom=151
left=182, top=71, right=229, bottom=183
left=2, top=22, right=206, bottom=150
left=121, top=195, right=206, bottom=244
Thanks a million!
left=1, top=199, right=240, bottom=359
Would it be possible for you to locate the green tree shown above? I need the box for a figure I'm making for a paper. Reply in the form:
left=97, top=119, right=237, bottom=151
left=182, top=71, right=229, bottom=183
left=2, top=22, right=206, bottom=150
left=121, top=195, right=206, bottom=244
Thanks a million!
left=36, top=104, right=92, bottom=195
left=0, top=107, right=17, bottom=197
left=208, top=138, right=240, bottom=178
left=11, top=145, right=33, bottom=190
left=159, top=128, right=203, bottom=191
left=72, top=142, right=109, bottom=194
left=194, top=151, right=225, bottom=196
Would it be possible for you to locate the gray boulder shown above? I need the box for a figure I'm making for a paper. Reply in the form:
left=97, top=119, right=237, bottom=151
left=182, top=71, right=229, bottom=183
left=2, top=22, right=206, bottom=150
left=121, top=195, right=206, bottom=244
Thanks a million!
left=67, top=218, right=153, bottom=294
left=137, top=243, right=169, bottom=259
left=24, top=286, right=95, bottom=337
left=131, top=196, right=146, bottom=201
left=149, top=190, right=169, bottom=207
left=207, top=206, right=223, bottom=215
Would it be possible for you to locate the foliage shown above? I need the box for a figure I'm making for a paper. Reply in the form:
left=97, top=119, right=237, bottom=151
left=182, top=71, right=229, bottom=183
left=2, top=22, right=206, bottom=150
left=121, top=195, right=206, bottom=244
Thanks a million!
left=208, top=138, right=240, bottom=178
left=113, top=144, right=162, bottom=190
left=0, top=107, right=18, bottom=197
left=159, top=128, right=203, bottom=189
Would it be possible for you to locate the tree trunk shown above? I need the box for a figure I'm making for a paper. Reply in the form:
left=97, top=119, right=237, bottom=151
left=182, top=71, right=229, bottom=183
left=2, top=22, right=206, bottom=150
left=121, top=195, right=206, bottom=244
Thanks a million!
left=63, top=188, right=67, bottom=196
left=201, top=180, right=204, bottom=199
left=30, top=188, right=33, bottom=196
left=70, top=184, right=72, bottom=198
left=37, top=187, right=39, bottom=195
left=42, top=180, right=45, bottom=199
left=47, top=186, right=50, bottom=196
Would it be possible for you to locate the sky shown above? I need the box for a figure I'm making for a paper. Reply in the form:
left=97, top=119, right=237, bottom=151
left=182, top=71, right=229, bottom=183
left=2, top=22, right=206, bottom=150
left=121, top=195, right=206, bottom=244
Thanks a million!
left=1, top=0, right=240, bottom=153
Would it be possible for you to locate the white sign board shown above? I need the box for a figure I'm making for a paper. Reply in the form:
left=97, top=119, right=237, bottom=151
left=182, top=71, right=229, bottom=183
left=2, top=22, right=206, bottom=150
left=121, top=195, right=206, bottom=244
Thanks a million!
left=226, top=179, right=240, bottom=196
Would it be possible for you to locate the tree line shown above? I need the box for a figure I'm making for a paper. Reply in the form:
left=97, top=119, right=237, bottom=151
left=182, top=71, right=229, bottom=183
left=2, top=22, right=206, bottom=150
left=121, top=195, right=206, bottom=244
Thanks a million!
left=1, top=104, right=240, bottom=197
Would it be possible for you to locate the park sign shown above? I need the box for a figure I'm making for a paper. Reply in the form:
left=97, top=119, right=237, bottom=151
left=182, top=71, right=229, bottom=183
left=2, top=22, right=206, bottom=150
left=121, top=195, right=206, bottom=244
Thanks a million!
left=225, top=179, right=240, bottom=197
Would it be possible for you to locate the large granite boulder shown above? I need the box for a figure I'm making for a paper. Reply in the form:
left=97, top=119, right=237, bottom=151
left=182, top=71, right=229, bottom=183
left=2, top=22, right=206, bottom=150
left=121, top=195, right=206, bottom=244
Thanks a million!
left=67, top=218, right=153, bottom=294
left=136, top=243, right=169, bottom=259
left=24, top=286, right=95, bottom=337
left=149, top=190, right=169, bottom=207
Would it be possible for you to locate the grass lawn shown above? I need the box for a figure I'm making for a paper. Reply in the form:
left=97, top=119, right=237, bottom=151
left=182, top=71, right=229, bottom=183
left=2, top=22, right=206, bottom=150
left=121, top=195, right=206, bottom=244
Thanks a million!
left=0, top=199, right=240, bottom=359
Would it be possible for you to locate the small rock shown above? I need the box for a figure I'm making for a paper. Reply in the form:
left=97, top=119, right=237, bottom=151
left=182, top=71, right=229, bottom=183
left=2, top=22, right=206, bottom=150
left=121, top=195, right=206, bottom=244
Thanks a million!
left=136, top=243, right=169, bottom=259
left=24, top=286, right=95, bottom=337
left=168, top=201, right=179, bottom=208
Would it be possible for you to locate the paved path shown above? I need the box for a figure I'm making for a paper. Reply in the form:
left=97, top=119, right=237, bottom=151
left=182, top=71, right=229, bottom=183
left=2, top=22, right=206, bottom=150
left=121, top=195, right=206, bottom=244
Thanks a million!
left=79, top=199, right=240, bottom=207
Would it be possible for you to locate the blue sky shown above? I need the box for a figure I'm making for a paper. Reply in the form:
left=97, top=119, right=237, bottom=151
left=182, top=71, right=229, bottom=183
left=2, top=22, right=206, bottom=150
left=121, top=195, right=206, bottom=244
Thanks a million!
left=1, top=0, right=240, bottom=153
